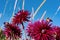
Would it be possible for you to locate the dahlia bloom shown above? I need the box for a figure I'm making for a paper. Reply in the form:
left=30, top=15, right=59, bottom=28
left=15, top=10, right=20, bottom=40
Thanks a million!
left=4, top=22, right=21, bottom=39
left=12, top=10, right=30, bottom=25
left=27, top=20, right=56, bottom=40
left=53, top=26, right=60, bottom=40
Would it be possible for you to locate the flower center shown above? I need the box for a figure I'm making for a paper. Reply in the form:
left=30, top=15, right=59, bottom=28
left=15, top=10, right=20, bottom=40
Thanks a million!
left=41, top=29, right=46, bottom=33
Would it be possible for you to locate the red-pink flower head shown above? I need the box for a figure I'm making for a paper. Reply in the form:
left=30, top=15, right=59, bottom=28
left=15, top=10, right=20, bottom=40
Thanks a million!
left=4, top=22, right=21, bottom=38
left=53, top=26, right=60, bottom=40
left=27, top=20, right=56, bottom=40
left=12, top=10, right=30, bottom=25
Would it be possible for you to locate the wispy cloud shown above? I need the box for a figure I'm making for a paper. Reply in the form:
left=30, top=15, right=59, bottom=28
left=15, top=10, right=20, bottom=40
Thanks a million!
left=55, top=6, right=60, bottom=15
left=18, top=7, right=21, bottom=10
left=3, top=0, right=8, bottom=15
left=0, top=13, right=2, bottom=18
left=22, top=0, right=25, bottom=10
left=52, top=6, right=60, bottom=18
left=32, top=0, right=46, bottom=20
left=9, top=0, right=18, bottom=23
left=40, top=10, right=46, bottom=21
left=30, top=7, right=34, bottom=20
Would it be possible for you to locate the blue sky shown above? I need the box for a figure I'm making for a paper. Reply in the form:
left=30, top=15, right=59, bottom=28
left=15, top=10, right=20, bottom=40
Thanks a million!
left=0, top=0, right=60, bottom=29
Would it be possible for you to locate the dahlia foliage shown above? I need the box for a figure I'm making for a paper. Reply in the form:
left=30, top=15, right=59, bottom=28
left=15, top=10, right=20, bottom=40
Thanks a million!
left=0, top=28, right=5, bottom=40
left=4, top=22, right=21, bottom=40
left=27, top=20, right=60, bottom=40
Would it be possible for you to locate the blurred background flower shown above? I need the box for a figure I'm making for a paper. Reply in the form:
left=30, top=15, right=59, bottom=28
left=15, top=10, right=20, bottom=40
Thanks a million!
left=4, top=22, right=21, bottom=40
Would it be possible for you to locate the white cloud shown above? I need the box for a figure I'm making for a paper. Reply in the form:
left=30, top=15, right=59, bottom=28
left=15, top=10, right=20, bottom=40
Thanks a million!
left=55, top=6, right=60, bottom=15
left=9, top=0, right=18, bottom=23
left=40, top=11, right=46, bottom=22
left=32, top=0, right=46, bottom=20
left=0, top=13, right=2, bottom=18
left=52, top=6, right=60, bottom=18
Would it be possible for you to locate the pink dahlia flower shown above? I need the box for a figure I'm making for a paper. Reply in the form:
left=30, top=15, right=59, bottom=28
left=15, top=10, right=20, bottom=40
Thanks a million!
left=27, top=20, right=56, bottom=40
left=53, top=26, right=60, bottom=40
left=4, top=22, right=21, bottom=39
left=12, top=10, right=30, bottom=25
